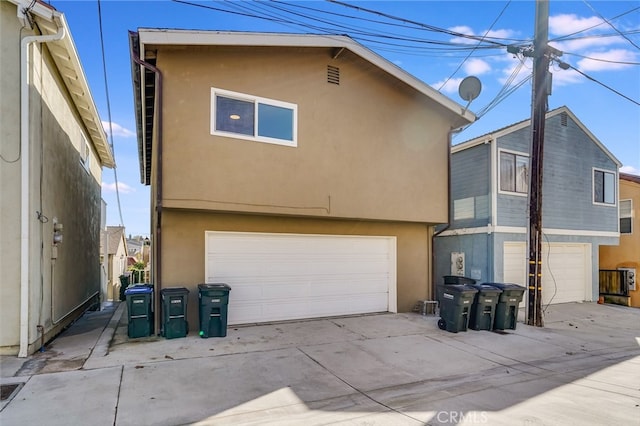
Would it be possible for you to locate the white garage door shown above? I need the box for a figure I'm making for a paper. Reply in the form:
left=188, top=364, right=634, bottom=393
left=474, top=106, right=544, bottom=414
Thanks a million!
left=205, top=231, right=397, bottom=325
left=503, top=242, right=591, bottom=305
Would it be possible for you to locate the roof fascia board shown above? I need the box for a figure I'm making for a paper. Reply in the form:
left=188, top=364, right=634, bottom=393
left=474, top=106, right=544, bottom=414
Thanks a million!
left=21, top=4, right=115, bottom=168
left=560, top=107, right=622, bottom=167
left=137, top=29, right=475, bottom=124
left=452, top=107, right=621, bottom=167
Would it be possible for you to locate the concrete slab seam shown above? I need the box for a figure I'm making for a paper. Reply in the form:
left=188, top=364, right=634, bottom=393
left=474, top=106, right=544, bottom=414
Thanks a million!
left=295, top=346, right=424, bottom=424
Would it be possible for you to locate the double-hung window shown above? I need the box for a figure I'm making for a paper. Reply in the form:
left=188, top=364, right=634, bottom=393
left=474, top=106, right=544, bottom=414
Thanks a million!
left=499, top=150, right=529, bottom=195
left=211, top=88, right=297, bottom=147
left=593, top=168, right=616, bottom=205
left=620, top=199, right=632, bottom=234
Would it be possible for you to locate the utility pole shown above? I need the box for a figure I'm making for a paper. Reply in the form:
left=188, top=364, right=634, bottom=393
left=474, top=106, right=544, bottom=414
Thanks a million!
left=527, top=0, right=550, bottom=327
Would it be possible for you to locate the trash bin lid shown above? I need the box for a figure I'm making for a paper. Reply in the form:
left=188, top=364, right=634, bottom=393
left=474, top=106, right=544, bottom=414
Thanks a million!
left=161, top=287, right=190, bottom=295
left=124, top=286, right=153, bottom=295
left=441, top=284, right=478, bottom=294
left=484, top=283, right=525, bottom=292
left=198, top=283, right=231, bottom=291
left=471, top=284, right=503, bottom=295
left=443, top=275, right=476, bottom=285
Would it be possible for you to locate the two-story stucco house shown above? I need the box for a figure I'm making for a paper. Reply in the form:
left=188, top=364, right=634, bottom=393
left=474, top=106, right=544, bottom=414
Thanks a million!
left=1, top=0, right=114, bottom=356
left=129, top=29, right=475, bottom=329
left=435, top=106, right=620, bottom=307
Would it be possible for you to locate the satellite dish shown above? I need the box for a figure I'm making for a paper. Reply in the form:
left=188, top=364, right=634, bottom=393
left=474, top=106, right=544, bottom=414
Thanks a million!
left=458, top=76, right=482, bottom=102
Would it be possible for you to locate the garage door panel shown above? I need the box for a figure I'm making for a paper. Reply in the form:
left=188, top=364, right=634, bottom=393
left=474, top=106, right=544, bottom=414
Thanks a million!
left=206, top=232, right=396, bottom=325
left=503, top=242, right=590, bottom=305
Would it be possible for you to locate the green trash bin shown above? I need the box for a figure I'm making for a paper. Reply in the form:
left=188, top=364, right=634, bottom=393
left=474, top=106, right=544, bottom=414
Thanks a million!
left=486, top=283, right=526, bottom=330
left=469, top=284, right=503, bottom=331
left=198, top=283, right=231, bottom=338
left=437, top=284, right=478, bottom=333
left=161, top=287, right=189, bottom=339
left=125, top=285, right=153, bottom=338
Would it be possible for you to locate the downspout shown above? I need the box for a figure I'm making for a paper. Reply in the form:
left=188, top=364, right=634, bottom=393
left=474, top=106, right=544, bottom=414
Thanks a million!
left=431, top=126, right=463, bottom=299
left=19, top=23, right=65, bottom=358
left=131, top=43, right=163, bottom=333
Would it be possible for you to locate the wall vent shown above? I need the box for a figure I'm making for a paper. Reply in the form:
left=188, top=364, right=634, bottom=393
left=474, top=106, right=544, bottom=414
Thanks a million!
left=560, top=111, right=568, bottom=126
left=327, top=65, right=340, bottom=85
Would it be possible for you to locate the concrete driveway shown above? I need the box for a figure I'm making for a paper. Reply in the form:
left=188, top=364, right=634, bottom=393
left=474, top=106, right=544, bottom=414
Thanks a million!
left=1, top=302, right=639, bottom=425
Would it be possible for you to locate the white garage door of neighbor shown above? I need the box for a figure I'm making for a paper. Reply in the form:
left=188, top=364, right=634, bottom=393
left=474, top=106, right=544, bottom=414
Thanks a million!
left=503, top=242, right=591, bottom=305
left=205, top=231, right=397, bottom=325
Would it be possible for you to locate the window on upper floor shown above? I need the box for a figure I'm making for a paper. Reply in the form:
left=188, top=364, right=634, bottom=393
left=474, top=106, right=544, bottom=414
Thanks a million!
left=593, top=168, right=616, bottom=206
left=620, top=199, right=632, bottom=234
left=499, top=150, right=528, bottom=195
left=80, top=137, right=90, bottom=173
left=211, top=88, right=297, bottom=147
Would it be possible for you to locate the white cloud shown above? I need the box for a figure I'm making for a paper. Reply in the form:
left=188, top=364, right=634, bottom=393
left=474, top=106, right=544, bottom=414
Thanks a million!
left=549, top=14, right=604, bottom=37
left=550, top=66, right=583, bottom=86
left=431, top=77, right=464, bottom=95
left=620, top=166, right=640, bottom=176
left=102, top=121, right=135, bottom=138
left=576, top=49, right=637, bottom=72
left=102, top=182, right=136, bottom=194
left=464, top=58, right=491, bottom=75
left=550, top=35, right=625, bottom=53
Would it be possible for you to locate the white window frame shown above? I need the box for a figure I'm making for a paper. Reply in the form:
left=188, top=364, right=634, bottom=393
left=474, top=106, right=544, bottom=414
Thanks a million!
left=210, top=87, right=297, bottom=147
left=80, top=136, right=91, bottom=173
left=592, top=167, right=617, bottom=207
left=498, top=148, right=529, bottom=197
left=620, top=199, right=632, bottom=234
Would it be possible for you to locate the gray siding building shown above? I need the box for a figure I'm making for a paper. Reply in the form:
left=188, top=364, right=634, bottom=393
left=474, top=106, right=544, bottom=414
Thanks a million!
left=435, top=106, right=620, bottom=306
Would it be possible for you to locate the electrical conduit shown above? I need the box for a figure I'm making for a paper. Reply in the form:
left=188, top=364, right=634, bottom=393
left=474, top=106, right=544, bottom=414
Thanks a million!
left=19, top=19, right=65, bottom=358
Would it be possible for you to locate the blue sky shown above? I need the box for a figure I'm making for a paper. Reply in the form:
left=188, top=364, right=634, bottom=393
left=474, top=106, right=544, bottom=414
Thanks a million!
left=50, top=0, right=640, bottom=236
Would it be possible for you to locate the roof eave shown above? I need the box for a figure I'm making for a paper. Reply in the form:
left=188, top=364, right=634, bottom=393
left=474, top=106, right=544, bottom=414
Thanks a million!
left=32, top=8, right=115, bottom=168
left=136, top=29, right=476, bottom=125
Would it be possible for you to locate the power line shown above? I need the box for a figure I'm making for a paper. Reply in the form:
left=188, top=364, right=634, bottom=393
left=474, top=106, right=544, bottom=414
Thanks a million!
left=549, top=5, right=640, bottom=42
left=559, top=61, right=640, bottom=106
left=438, top=0, right=512, bottom=92
left=97, top=0, right=124, bottom=227
left=563, top=51, right=640, bottom=66
left=581, top=0, right=640, bottom=51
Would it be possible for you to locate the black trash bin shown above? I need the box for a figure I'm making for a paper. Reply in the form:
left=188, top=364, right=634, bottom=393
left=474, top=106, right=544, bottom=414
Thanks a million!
left=438, top=275, right=477, bottom=306
left=198, top=283, right=231, bottom=338
left=125, top=285, right=153, bottom=338
left=160, top=287, right=190, bottom=339
left=486, top=283, right=526, bottom=330
left=469, top=284, right=503, bottom=331
left=437, top=284, right=478, bottom=333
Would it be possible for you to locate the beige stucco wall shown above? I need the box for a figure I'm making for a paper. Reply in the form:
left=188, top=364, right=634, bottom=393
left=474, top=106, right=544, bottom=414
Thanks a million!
left=160, top=210, right=432, bottom=328
left=599, top=178, right=640, bottom=307
left=153, top=45, right=452, bottom=223
left=1, top=3, right=103, bottom=354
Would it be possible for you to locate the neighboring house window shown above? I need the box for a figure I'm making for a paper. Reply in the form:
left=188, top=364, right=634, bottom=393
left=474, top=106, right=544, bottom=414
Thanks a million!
left=211, top=88, right=297, bottom=147
left=499, top=150, right=528, bottom=194
left=593, top=168, right=616, bottom=205
left=80, top=137, right=90, bottom=172
left=620, top=199, right=632, bottom=234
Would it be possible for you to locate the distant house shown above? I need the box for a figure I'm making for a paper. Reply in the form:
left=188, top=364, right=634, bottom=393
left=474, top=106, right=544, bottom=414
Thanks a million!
left=599, top=173, right=640, bottom=307
left=100, top=226, right=128, bottom=301
left=435, top=106, right=620, bottom=306
left=129, top=29, right=474, bottom=328
left=0, top=0, right=114, bottom=355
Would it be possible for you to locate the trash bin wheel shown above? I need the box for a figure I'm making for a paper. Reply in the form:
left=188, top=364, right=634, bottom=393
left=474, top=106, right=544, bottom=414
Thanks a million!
left=437, top=318, right=447, bottom=330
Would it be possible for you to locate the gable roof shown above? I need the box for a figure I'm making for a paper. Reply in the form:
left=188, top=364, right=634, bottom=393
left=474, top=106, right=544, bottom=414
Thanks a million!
left=100, top=226, right=127, bottom=255
left=451, top=106, right=622, bottom=167
left=130, top=29, right=476, bottom=184
left=10, top=0, right=114, bottom=168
